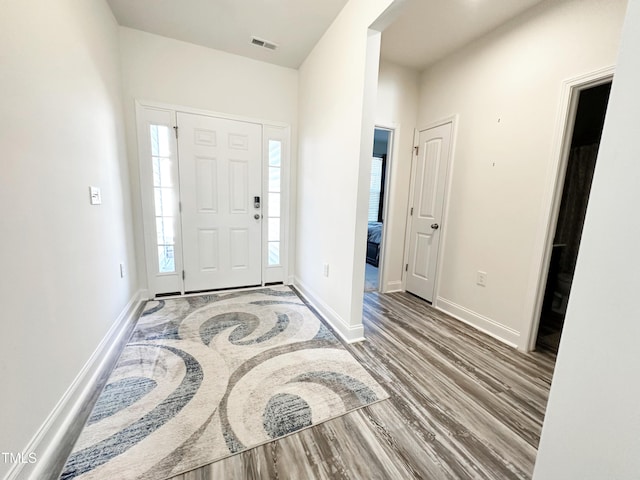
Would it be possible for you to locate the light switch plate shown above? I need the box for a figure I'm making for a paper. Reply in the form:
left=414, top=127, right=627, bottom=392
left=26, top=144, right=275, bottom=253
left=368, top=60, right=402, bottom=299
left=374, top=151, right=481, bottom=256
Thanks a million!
left=89, top=186, right=102, bottom=205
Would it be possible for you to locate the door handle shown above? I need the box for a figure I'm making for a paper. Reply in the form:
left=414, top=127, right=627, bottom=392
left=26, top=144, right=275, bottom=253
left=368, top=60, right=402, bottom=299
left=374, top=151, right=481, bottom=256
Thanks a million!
left=431, top=223, right=439, bottom=230
left=254, top=214, right=261, bottom=220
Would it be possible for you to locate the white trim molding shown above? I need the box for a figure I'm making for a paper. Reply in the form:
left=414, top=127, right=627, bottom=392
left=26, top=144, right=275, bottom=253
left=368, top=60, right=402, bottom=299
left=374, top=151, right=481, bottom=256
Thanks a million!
left=293, top=278, right=365, bottom=343
left=385, top=280, right=403, bottom=293
left=5, top=291, right=147, bottom=480
left=135, top=99, right=290, bottom=130
left=436, top=297, right=520, bottom=349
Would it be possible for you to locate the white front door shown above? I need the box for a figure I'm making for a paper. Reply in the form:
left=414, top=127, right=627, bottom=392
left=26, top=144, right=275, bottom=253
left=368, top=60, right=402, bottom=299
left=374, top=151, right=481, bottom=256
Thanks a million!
left=177, top=112, right=263, bottom=292
left=405, top=122, right=453, bottom=302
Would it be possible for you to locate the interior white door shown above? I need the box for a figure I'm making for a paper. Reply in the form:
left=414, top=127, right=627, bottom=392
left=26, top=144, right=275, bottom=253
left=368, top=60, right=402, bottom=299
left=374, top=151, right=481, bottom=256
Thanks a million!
left=177, top=112, right=262, bottom=292
left=405, top=122, right=452, bottom=302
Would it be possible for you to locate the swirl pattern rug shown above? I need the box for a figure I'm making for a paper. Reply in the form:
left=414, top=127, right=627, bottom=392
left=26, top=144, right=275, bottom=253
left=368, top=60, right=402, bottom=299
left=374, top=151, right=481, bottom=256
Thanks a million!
left=60, top=287, right=388, bottom=480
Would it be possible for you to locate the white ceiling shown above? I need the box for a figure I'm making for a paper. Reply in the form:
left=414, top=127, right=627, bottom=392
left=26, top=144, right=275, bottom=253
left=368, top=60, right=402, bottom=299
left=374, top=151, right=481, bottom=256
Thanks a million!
left=107, top=0, right=546, bottom=72
left=381, top=0, right=546, bottom=70
left=106, top=0, right=349, bottom=69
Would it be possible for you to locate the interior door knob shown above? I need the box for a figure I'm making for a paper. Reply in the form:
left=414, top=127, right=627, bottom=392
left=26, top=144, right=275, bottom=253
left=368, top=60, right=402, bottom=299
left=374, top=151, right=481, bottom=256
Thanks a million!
left=254, top=214, right=261, bottom=220
left=431, top=223, right=439, bottom=230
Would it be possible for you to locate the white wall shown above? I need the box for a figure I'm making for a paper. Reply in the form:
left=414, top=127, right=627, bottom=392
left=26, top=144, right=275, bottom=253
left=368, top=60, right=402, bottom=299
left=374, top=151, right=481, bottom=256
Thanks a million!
left=376, top=60, right=419, bottom=292
left=118, top=27, right=299, bottom=289
left=294, top=0, right=397, bottom=341
left=0, top=0, right=137, bottom=476
left=415, top=0, right=627, bottom=347
left=533, top=0, right=639, bottom=476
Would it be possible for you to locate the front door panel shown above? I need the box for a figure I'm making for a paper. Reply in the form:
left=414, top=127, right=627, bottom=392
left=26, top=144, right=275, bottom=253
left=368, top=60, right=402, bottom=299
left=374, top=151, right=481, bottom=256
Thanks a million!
left=177, top=113, right=262, bottom=292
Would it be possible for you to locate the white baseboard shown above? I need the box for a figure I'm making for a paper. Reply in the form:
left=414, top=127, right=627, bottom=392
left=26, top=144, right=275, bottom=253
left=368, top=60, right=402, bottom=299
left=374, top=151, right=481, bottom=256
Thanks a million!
left=435, top=297, right=520, bottom=348
left=5, top=290, right=147, bottom=480
left=293, top=278, right=365, bottom=343
left=383, top=280, right=403, bottom=293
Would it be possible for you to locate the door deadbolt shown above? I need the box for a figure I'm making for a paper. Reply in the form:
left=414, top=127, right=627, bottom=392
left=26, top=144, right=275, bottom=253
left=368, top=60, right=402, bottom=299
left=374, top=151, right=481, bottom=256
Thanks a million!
left=254, top=196, right=261, bottom=208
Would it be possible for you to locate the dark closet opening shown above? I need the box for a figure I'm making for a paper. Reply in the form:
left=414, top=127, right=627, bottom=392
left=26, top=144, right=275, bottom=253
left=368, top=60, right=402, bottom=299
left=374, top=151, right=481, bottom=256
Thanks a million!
left=536, top=81, right=612, bottom=353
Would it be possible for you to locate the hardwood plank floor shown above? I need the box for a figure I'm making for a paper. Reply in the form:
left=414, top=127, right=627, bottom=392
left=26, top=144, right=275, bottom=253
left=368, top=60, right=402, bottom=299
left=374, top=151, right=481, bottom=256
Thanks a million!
left=169, top=291, right=556, bottom=480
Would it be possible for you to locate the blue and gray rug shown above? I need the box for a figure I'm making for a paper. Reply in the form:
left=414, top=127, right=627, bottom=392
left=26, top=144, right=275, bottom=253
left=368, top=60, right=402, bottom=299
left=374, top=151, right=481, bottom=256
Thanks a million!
left=60, top=286, right=387, bottom=479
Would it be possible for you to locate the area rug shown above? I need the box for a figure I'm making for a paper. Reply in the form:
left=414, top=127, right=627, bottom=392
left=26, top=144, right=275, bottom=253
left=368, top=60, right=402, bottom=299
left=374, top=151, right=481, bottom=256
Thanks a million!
left=60, top=286, right=387, bottom=480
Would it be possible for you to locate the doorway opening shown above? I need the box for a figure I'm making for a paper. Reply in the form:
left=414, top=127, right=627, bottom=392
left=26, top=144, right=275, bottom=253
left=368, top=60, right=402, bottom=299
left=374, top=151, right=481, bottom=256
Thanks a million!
left=364, top=128, right=391, bottom=292
left=536, top=81, right=612, bottom=352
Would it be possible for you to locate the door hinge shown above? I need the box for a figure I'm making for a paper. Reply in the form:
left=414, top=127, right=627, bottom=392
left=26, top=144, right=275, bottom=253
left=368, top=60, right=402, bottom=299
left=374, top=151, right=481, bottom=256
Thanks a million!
left=182, top=270, right=185, bottom=280
left=410, top=207, right=413, bottom=216
left=405, top=264, right=408, bottom=272
left=173, top=125, right=179, bottom=139
left=414, top=145, right=419, bottom=156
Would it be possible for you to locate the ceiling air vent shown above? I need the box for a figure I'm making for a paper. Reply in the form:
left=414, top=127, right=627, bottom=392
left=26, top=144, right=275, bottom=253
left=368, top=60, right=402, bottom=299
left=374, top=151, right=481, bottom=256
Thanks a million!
left=250, top=36, right=278, bottom=51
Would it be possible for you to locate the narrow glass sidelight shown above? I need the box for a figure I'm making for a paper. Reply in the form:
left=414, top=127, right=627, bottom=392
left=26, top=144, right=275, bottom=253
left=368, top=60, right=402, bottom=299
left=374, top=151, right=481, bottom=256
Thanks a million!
left=158, top=245, right=175, bottom=273
left=268, top=242, right=280, bottom=266
left=267, top=139, right=282, bottom=266
left=268, top=140, right=281, bottom=167
left=150, top=124, right=177, bottom=274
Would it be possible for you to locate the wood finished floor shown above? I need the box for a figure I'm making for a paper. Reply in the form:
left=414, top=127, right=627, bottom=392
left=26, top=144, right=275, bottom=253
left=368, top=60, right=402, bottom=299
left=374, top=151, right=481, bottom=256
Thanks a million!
left=169, top=291, right=556, bottom=480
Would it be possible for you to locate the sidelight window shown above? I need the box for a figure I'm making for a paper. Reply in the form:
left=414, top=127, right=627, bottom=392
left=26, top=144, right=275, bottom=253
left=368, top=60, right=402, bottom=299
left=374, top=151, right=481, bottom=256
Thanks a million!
left=150, top=125, right=176, bottom=273
left=267, top=140, right=282, bottom=266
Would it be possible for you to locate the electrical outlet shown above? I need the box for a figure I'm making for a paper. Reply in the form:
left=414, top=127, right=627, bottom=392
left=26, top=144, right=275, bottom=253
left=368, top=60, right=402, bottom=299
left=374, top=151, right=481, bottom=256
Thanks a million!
left=477, top=271, right=487, bottom=287
left=119, top=262, right=126, bottom=278
left=323, top=263, right=329, bottom=277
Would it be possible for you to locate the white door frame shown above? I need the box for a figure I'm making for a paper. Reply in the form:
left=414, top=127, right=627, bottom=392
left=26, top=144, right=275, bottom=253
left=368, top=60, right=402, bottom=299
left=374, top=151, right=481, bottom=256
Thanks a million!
left=372, top=124, right=395, bottom=293
left=135, top=100, right=291, bottom=296
left=402, top=115, right=458, bottom=305
left=522, top=67, right=614, bottom=352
